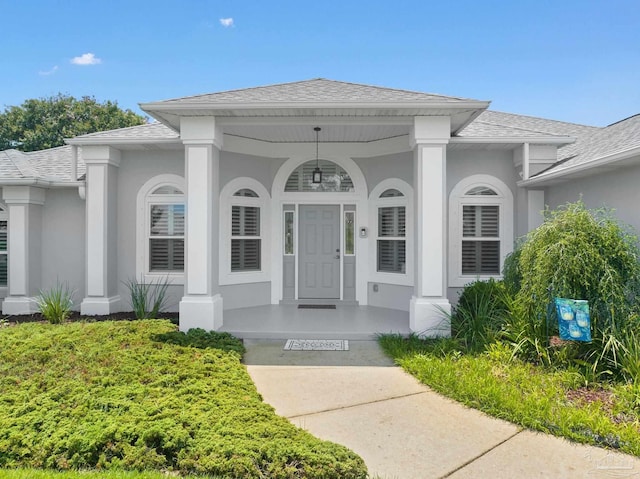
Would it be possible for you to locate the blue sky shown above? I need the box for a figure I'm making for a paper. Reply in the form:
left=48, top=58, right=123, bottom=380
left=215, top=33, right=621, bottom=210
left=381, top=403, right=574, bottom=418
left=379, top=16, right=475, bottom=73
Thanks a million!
left=1, top=0, right=639, bottom=126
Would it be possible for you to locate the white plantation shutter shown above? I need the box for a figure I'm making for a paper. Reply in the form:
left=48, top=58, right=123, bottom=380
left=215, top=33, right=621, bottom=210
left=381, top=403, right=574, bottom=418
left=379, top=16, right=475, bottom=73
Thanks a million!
left=231, top=205, right=261, bottom=271
left=149, top=203, right=185, bottom=272
left=0, top=219, right=6, bottom=286
left=461, top=205, right=500, bottom=274
left=377, top=206, right=406, bottom=273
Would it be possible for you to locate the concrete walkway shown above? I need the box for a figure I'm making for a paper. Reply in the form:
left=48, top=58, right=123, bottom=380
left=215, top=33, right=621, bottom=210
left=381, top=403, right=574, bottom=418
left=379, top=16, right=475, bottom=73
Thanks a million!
left=245, top=340, right=640, bottom=479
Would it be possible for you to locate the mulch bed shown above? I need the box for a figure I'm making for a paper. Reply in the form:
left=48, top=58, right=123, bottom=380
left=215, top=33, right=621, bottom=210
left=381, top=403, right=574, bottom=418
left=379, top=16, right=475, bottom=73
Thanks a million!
left=3, top=311, right=180, bottom=325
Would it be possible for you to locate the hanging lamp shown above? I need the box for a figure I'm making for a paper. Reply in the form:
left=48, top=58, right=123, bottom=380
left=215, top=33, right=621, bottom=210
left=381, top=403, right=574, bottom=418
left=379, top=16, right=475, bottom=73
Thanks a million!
left=312, top=126, right=323, bottom=184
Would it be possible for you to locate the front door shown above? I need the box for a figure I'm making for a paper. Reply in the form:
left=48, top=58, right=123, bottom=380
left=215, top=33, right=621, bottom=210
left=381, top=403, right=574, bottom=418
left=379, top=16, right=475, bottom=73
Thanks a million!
left=298, top=205, right=340, bottom=299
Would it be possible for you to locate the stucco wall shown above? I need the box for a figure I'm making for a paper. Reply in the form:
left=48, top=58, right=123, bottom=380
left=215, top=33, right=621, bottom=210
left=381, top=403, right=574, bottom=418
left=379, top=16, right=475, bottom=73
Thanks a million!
left=446, top=149, right=521, bottom=304
left=353, top=151, right=413, bottom=192
left=546, top=163, right=640, bottom=235
left=367, top=282, right=412, bottom=311
left=41, top=188, right=86, bottom=308
left=116, top=150, right=185, bottom=312
left=220, top=151, right=286, bottom=195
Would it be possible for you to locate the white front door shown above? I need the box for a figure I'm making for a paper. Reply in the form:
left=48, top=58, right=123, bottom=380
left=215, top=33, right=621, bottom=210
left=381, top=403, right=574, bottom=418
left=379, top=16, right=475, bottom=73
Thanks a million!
left=298, top=205, right=340, bottom=299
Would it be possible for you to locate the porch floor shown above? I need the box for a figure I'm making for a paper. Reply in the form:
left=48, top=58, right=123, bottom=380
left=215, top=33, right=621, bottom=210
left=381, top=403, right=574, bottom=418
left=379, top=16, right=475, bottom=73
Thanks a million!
left=219, top=304, right=410, bottom=340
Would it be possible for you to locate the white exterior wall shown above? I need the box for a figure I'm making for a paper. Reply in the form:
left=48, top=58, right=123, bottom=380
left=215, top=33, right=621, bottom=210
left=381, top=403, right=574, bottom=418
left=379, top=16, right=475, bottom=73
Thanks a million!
left=116, top=150, right=185, bottom=312
left=546, top=163, right=640, bottom=235
left=41, top=188, right=86, bottom=308
left=446, top=149, right=521, bottom=304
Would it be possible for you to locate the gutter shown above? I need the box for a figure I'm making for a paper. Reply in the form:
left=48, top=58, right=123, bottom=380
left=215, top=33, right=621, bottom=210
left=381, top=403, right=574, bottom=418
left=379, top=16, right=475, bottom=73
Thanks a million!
left=518, top=145, right=640, bottom=187
left=139, top=100, right=492, bottom=112
left=450, top=136, right=575, bottom=146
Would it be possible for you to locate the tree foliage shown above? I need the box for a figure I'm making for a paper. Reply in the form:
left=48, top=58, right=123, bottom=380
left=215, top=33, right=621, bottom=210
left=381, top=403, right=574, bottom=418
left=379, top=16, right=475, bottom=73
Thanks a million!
left=0, top=93, right=147, bottom=152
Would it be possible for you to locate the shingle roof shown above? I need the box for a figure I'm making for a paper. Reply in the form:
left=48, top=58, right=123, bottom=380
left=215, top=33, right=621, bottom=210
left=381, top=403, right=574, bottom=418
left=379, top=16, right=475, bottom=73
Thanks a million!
left=152, top=78, right=479, bottom=105
left=540, top=114, right=640, bottom=174
left=71, top=122, right=178, bottom=141
left=0, top=146, right=85, bottom=182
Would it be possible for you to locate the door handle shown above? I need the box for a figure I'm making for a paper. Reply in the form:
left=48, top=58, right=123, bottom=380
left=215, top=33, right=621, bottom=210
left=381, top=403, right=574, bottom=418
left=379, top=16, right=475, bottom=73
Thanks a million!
left=335, top=254, right=340, bottom=259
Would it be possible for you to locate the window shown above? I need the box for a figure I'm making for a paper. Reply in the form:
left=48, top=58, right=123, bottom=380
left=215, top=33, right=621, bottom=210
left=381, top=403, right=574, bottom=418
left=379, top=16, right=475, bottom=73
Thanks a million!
left=284, top=211, right=294, bottom=255
left=231, top=200, right=260, bottom=272
left=149, top=201, right=184, bottom=272
left=285, top=160, right=354, bottom=192
left=0, top=205, right=7, bottom=288
left=449, top=175, right=513, bottom=287
left=369, top=179, right=413, bottom=285
left=344, top=211, right=355, bottom=255
left=220, top=178, right=270, bottom=285
left=136, top=175, right=186, bottom=283
left=462, top=205, right=499, bottom=274
left=377, top=205, right=406, bottom=273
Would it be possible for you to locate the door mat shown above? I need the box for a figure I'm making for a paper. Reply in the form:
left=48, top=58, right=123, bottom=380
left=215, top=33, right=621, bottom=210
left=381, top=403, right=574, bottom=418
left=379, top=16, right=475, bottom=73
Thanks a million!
left=284, top=339, right=349, bottom=351
left=298, top=304, right=336, bottom=309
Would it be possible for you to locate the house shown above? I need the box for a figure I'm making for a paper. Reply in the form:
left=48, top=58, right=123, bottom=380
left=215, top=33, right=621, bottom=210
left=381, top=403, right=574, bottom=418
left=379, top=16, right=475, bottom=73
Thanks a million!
left=1, top=79, right=639, bottom=336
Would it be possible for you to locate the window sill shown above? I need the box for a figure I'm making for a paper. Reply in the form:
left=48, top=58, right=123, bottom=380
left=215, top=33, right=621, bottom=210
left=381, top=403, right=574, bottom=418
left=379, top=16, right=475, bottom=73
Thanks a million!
left=369, top=271, right=412, bottom=287
left=140, top=273, right=185, bottom=286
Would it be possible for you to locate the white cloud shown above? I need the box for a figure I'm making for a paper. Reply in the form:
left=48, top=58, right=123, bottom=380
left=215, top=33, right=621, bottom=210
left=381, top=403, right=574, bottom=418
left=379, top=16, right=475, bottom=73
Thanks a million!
left=219, top=17, right=234, bottom=27
left=70, top=53, right=102, bottom=65
left=38, top=65, right=59, bottom=76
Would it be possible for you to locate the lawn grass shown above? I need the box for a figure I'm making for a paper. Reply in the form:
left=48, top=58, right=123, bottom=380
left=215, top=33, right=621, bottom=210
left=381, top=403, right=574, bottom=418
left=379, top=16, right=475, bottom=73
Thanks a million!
left=379, top=334, right=640, bottom=456
left=0, top=320, right=366, bottom=478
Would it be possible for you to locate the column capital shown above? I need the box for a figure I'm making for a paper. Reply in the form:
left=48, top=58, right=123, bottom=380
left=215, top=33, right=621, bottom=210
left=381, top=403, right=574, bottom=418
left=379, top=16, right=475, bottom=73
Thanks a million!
left=82, top=145, right=121, bottom=167
left=181, top=117, right=223, bottom=150
left=2, top=186, right=46, bottom=205
left=410, top=116, right=451, bottom=148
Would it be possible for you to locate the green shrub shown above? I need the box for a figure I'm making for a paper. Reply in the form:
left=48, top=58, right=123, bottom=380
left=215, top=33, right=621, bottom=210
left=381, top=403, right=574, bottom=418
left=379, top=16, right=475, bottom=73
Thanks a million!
left=35, top=281, right=74, bottom=324
left=0, top=321, right=367, bottom=478
left=453, top=279, right=510, bottom=352
left=504, top=201, right=640, bottom=377
left=518, top=201, right=640, bottom=322
left=123, top=277, right=170, bottom=319
left=153, top=328, right=246, bottom=355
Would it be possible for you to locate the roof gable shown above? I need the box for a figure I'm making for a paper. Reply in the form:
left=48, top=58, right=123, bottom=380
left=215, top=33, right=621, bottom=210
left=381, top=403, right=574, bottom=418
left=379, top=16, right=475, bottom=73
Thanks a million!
left=150, top=78, right=480, bottom=105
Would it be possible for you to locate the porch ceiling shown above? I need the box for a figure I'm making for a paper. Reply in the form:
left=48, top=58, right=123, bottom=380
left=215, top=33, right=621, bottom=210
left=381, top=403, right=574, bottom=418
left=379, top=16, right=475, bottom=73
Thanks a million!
left=222, top=123, right=411, bottom=143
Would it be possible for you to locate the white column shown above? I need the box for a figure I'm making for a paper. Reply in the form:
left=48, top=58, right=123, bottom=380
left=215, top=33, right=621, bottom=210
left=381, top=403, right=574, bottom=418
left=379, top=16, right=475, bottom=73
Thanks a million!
left=80, top=146, right=121, bottom=315
left=179, top=117, right=223, bottom=331
left=527, top=190, right=545, bottom=232
left=2, top=186, right=45, bottom=314
left=410, top=117, right=451, bottom=337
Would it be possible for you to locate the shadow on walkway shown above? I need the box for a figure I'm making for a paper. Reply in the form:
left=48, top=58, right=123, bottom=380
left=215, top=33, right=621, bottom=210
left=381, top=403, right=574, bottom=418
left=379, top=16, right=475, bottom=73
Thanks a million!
left=242, top=339, right=396, bottom=367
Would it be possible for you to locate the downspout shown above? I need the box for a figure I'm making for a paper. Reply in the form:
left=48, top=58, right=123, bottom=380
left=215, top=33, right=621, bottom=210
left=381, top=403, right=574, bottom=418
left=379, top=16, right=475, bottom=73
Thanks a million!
left=72, top=145, right=86, bottom=200
left=522, top=142, right=530, bottom=180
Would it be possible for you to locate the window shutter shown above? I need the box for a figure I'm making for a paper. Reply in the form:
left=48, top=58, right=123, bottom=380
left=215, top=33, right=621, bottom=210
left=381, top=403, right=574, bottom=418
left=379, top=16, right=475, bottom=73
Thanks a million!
left=231, top=239, right=261, bottom=271
left=378, top=207, right=405, bottom=237
left=377, top=240, right=406, bottom=273
left=149, top=204, right=185, bottom=272
left=149, top=238, right=184, bottom=271
left=231, top=205, right=261, bottom=272
left=461, top=205, right=500, bottom=275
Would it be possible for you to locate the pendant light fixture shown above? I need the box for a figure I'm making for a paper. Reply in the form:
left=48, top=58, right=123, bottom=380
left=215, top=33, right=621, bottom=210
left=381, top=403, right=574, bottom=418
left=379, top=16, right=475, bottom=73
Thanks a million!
left=312, top=126, right=323, bottom=184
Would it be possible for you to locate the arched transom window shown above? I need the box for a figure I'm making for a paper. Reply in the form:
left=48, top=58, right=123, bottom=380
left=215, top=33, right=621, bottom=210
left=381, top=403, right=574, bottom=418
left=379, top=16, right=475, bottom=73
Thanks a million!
left=285, top=160, right=354, bottom=192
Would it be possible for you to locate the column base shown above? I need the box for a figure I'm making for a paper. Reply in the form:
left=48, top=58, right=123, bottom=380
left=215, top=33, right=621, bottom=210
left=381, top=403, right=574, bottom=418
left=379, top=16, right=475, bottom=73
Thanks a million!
left=410, top=297, right=451, bottom=338
left=80, top=296, right=121, bottom=315
left=2, top=296, right=39, bottom=315
left=179, top=294, right=223, bottom=332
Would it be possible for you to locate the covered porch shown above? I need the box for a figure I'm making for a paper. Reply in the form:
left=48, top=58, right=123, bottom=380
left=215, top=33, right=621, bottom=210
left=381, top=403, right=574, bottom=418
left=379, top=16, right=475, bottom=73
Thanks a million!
left=219, top=304, right=411, bottom=340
